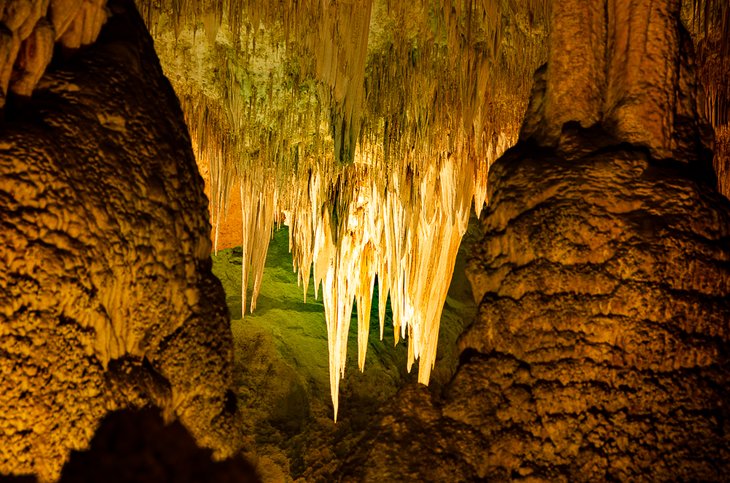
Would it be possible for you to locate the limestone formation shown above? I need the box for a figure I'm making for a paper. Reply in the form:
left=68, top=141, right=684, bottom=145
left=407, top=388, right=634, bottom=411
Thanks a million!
left=0, top=1, right=242, bottom=480
left=340, top=135, right=730, bottom=482
left=683, top=0, right=730, bottom=196
left=527, top=0, right=714, bottom=166
left=137, top=0, right=729, bottom=422
left=1, top=0, right=729, bottom=480
left=8, top=18, right=53, bottom=97
left=338, top=0, right=730, bottom=480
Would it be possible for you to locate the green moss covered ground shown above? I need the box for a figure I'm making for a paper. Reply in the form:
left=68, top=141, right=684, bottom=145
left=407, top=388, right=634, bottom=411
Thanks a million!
left=212, top=221, right=479, bottom=481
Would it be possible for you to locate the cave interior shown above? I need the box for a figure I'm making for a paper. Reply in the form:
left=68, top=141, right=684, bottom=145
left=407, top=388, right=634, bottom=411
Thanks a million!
left=1, top=0, right=730, bottom=481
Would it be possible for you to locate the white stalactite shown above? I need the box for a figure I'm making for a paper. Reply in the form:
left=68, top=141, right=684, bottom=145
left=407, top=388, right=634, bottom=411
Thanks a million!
left=139, top=0, right=548, bottom=420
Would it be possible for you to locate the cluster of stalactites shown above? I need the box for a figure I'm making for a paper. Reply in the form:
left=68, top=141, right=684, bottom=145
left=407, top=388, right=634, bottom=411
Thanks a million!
left=284, top=131, right=514, bottom=420
left=685, top=0, right=730, bottom=127
left=138, top=0, right=549, bottom=419
left=139, top=0, right=376, bottom=166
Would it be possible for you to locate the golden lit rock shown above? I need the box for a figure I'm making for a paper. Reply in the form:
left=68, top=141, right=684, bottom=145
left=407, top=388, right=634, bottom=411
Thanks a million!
left=9, top=18, right=53, bottom=96
left=0, top=3, right=242, bottom=480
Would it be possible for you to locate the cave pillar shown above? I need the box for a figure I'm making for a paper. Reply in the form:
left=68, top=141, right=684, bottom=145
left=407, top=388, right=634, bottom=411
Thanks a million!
left=541, top=0, right=606, bottom=139
left=603, top=0, right=682, bottom=157
left=0, top=2, right=243, bottom=480
left=456, top=0, right=730, bottom=478
left=535, top=0, right=712, bottom=165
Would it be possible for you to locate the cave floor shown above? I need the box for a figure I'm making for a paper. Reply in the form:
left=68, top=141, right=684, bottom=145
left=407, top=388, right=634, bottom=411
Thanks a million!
left=211, top=220, right=479, bottom=481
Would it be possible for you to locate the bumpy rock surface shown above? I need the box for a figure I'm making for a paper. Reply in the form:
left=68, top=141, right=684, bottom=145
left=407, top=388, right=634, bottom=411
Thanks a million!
left=464, top=135, right=730, bottom=480
left=0, top=1, right=242, bottom=480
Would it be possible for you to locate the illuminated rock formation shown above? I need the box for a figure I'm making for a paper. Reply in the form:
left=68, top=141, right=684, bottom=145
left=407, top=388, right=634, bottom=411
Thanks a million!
left=0, top=1, right=242, bottom=480
left=338, top=0, right=730, bottom=480
left=1, top=0, right=729, bottom=480
left=136, top=0, right=729, bottom=424
left=139, top=0, right=548, bottom=419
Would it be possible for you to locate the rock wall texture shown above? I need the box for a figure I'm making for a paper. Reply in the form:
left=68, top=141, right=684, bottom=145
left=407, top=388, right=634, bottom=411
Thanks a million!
left=339, top=133, right=730, bottom=483
left=683, top=0, right=730, bottom=197
left=527, top=0, right=715, bottom=168
left=338, top=0, right=730, bottom=481
left=0, top=1, right=243, bottom=481
left=463, top=137, right=730, bottom=480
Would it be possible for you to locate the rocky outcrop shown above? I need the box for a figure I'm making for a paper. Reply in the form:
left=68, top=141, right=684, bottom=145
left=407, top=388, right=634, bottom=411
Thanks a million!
left=461, top=135, right=730, bottom=480
left=338, top=0, right=730, bottom=480
left=0, top=1, right=242, bottom=481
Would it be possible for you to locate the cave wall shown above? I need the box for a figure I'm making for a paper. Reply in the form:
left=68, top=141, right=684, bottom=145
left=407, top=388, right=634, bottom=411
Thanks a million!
left=1, top=0, right=728, bottom=480
left=0, top=1, right=242, bottom=480
left=683, top=0, right=730, bottom=197
left=454, top=139, right=730, bottom=480
left=338, top=0, right=730, bottom=480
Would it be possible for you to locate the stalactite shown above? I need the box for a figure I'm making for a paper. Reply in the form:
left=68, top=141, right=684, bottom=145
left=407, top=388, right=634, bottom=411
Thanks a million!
left=136, top=0, right=549, bottom=419
left=157, top=0, right=729, bottom=421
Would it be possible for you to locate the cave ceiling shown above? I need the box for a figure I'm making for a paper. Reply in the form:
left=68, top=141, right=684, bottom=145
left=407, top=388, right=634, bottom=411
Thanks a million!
left=132, top=0, right=551, bottom=419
